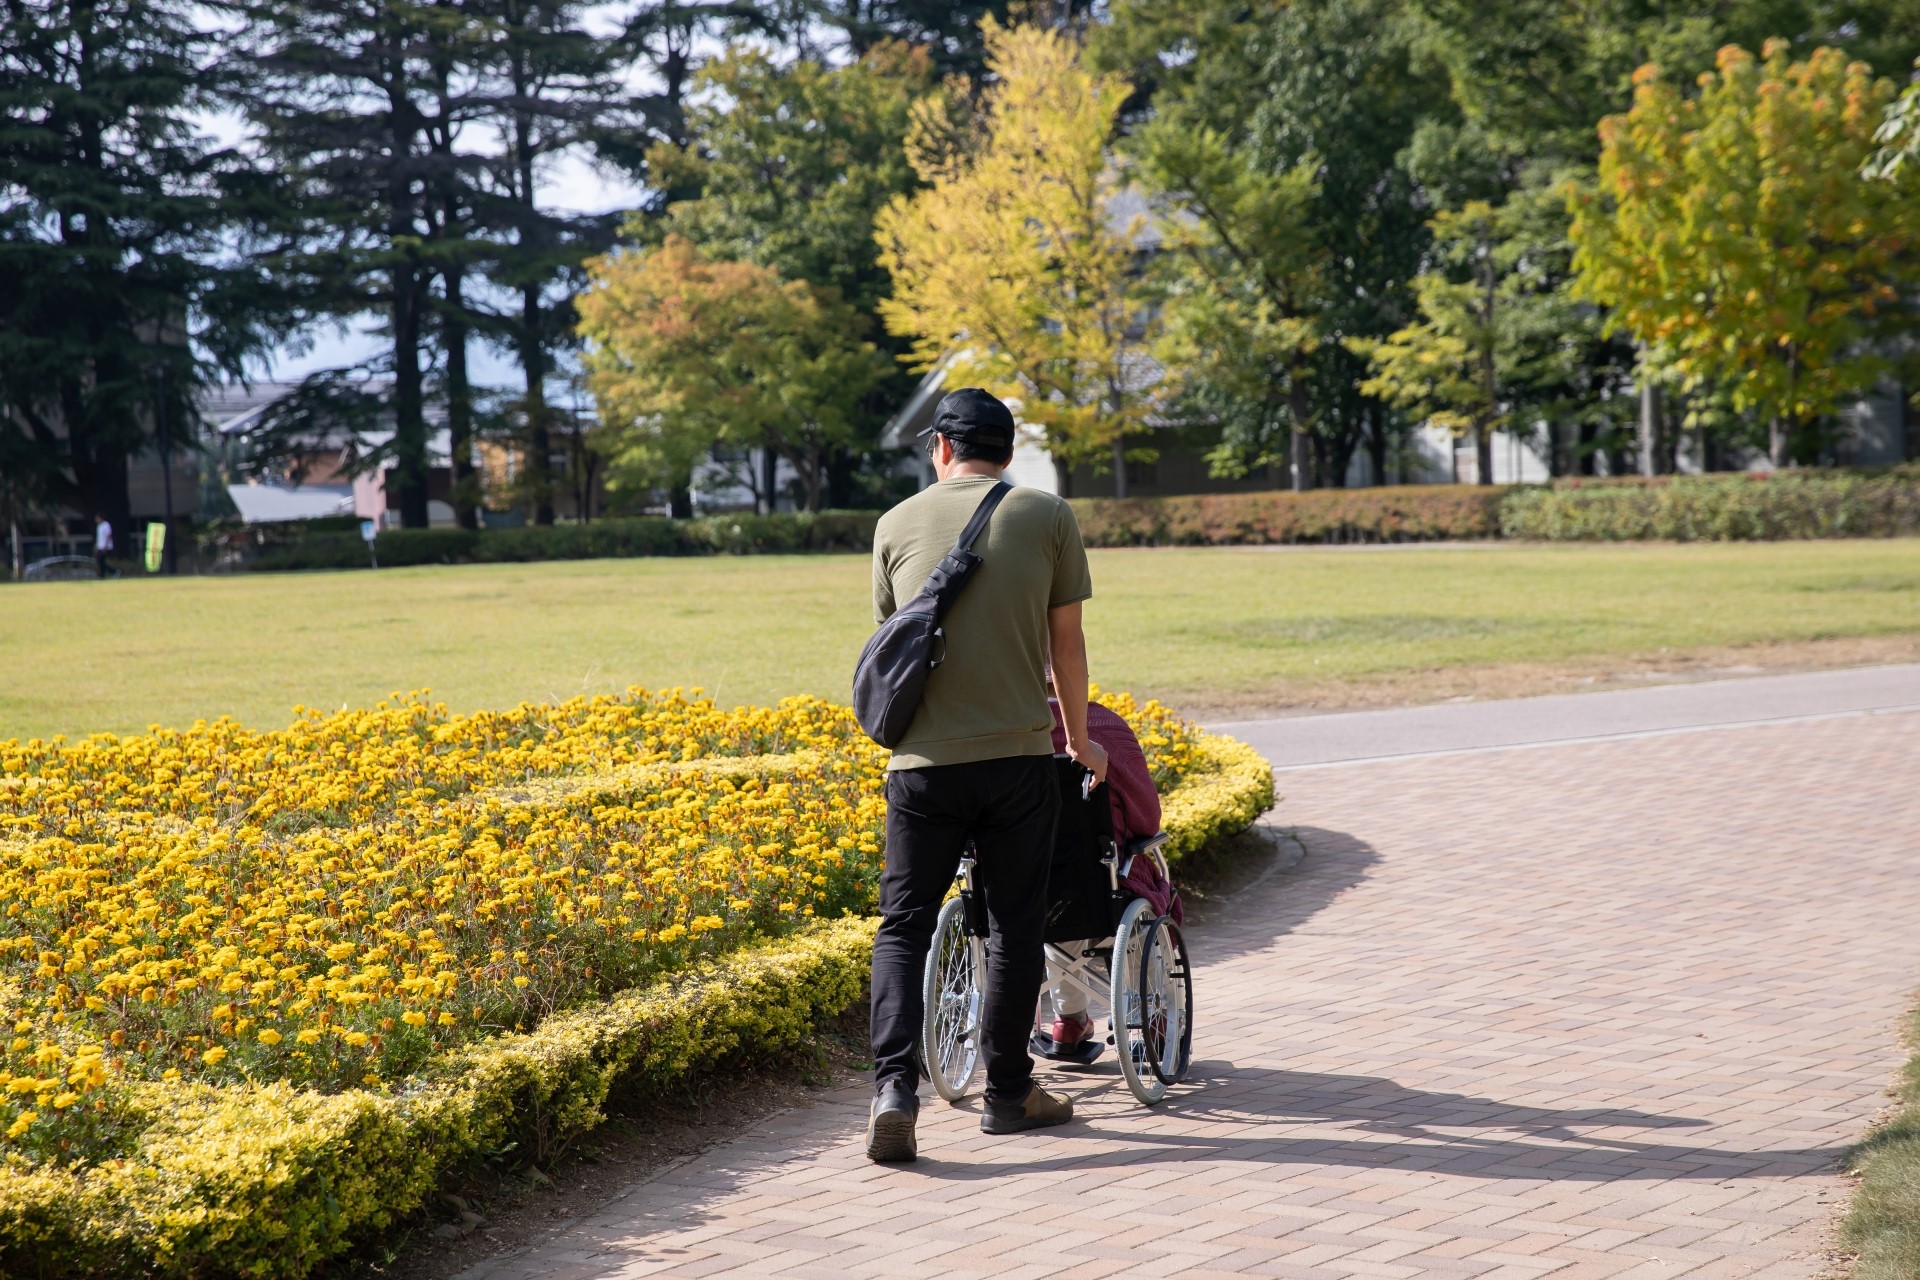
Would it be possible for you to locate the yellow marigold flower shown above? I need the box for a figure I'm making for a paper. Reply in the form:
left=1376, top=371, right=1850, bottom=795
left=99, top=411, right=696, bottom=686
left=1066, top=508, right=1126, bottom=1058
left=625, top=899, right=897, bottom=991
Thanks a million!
left=257, top=1028, right=282, bottom=1046
left=401, top=1011, right=427, bottom=1028
left=202, top=1046, right=229, bottom=1066
left=50, top=1092, right=79, bottom=1109
left=6, top=1110, right=36, bottom=1139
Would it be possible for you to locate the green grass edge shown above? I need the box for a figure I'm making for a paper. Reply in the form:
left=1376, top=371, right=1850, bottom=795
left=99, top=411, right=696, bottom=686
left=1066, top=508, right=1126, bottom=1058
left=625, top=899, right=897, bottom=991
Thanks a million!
left=1841, top=998, right=1920, bottom=1278
left=0, top=731, right=1275, bottom=1279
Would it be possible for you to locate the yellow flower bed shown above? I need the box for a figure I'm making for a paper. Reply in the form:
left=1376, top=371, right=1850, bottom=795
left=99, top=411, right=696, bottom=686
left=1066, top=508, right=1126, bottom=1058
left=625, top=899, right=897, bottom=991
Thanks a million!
left=0, top=690, right=1271, bottom=1277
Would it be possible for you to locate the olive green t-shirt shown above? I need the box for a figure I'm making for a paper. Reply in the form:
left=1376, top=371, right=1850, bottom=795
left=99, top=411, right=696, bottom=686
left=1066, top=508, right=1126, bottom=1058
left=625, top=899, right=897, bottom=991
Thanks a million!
left=872, top=475, right=1093, bottom=770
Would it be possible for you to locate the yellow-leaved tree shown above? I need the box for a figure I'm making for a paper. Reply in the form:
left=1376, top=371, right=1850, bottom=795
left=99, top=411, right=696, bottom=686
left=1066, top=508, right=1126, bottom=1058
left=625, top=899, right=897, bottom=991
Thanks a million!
left=875, top=21, right=1167, bottom=494
left=1569, top=43, right=1911, bottom=465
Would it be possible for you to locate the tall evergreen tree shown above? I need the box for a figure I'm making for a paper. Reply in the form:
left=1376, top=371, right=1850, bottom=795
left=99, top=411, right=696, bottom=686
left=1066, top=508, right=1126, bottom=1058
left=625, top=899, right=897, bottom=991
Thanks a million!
left=0, top=0, right=271, bottom=534
left=479, top=0, right=620, bottom=525
left=243, top=0, right=462, bottom=528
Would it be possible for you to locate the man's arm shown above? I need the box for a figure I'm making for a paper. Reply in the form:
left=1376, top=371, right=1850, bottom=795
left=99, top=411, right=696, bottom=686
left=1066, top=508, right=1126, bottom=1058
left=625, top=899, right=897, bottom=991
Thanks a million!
left=1047, top=601, right=1108, bottom=787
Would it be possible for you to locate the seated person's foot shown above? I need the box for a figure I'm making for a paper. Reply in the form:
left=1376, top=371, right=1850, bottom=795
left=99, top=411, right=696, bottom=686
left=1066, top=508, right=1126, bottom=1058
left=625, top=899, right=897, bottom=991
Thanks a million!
left=1031, top=1010, right=1102, bottom=1064
left=980, top=1083, right=1074, bottom=1135
left=865, top=1080, right=919, bottom=1163
left=1052, top=1011, right=1092, bottom=1045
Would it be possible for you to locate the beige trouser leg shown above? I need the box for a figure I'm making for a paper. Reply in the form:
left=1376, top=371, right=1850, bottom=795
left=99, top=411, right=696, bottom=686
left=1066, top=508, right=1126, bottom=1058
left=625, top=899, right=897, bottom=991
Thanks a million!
left=1046, top=940, right=1090, bottom=1018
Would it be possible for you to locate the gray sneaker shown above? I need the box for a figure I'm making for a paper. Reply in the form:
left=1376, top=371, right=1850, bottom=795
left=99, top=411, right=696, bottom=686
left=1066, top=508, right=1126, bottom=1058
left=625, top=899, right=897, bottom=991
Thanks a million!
left=980, top=1083, right=1074, bottom=1135
left=865, top=1084, right=918, bottom=1162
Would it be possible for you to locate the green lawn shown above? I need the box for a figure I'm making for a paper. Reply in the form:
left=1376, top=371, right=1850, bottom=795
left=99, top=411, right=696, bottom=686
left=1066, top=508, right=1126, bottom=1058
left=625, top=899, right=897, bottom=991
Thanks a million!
left=5, top=540, right=1918, bottom=740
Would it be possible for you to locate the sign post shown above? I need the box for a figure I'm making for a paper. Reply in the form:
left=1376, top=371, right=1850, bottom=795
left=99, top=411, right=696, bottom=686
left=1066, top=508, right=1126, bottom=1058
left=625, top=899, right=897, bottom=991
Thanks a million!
left=143, top=522, right=166, bottom=574
left=359, top=519, right=379, bottom=570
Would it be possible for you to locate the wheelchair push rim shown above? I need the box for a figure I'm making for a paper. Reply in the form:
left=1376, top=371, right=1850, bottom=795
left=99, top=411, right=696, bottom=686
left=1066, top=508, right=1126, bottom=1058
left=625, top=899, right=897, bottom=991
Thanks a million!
left=1139, top=917, right=1193, bottom=1087
left=921, top=895, right=984, bottom=1101
left=1110, top=898, right=1193, bottom=1105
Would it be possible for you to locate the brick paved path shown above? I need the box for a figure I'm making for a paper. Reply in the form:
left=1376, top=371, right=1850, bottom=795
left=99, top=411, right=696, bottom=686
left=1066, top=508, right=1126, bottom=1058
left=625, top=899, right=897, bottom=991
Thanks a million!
left=466, top=711, right=1920, bottom=1280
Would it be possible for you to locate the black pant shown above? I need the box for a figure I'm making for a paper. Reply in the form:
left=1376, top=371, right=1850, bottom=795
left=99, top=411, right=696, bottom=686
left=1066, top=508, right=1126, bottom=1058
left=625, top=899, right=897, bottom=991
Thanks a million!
left=94, top=550, right=108, bottom=579
left=871, top=755, right=1060, bottom=1106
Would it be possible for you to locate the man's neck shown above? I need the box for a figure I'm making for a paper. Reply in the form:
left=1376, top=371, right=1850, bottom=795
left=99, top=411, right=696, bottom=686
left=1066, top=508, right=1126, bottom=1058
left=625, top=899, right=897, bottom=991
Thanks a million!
left=935, top=460, right=1006, bottom=483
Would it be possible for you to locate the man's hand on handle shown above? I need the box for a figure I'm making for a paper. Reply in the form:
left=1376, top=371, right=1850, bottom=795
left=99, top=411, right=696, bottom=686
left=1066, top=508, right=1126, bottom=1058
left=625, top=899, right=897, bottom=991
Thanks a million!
left=1066, top=737, right=1109, bottom=789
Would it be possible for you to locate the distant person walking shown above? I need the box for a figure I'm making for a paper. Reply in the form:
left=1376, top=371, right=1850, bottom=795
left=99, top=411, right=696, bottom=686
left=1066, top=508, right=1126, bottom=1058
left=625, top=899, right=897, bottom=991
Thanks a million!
left=93, top=514, right=113, bottom=578
left=863, top=387, right=1108, bottom=1163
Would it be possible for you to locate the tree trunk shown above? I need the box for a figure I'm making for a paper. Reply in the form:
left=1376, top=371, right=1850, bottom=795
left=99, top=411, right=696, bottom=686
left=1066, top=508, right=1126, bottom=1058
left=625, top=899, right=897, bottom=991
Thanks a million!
left=1639, top=372, right=1664, bottom=477
left=1474, top=422, right=1494, bottom=486
left=759, top=447, right=777, bottom=514
left=391, top=267, right=431, bottom=529
left=1287, top=365, right=1313, bottom=492
left=1768, top=416, right=1788, bottom=467
left=1365, top=402, right=1388, bottom=486
left=1053, top=454, right=1073, bottom=497
left=521, top=283, right=554, bottom=525
left=446, top=270, right=478, bottom=530
left=1111, top=435, right=1127, bottom=499
left=669, top=483, right=693, bottom=518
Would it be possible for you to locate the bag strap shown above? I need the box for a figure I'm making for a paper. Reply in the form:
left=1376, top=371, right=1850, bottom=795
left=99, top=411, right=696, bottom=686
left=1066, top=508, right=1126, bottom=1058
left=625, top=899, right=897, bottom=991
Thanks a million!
left=950, top=481, right=1012, bottom=557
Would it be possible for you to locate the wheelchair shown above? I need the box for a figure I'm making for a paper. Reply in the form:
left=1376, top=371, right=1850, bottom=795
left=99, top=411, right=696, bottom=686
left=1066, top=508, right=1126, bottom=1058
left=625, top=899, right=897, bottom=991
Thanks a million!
left=920, top=756, right=1194, bottom=1107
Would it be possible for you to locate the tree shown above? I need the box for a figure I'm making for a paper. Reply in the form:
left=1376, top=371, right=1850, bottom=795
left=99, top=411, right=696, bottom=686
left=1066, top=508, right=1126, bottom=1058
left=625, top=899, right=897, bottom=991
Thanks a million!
left=1356, top=201, right=1541, bottom=483
left=875, top=21, right=1165, bottom=495
left=643, top=42, right=931, bottom=508
left=244, top=0, right=459, bottom=528
left=577, top=235, right=885, bottom=512
left=1110, top=0, right=1444, bottom=489
left=1569, top=43, right=1912, bottom=465
left=479, top=0, right=621, bottom=525
left=1133, top=118, right=1320, bottom=488
left=0, top=0, right=272, bottom=535
left=648, top=43, right=930, bottom=317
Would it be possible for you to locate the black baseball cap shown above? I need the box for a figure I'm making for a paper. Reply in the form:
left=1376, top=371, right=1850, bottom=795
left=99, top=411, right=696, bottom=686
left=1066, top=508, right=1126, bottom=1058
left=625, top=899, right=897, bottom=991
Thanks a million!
left=918, top=387, right=1016, bottom=449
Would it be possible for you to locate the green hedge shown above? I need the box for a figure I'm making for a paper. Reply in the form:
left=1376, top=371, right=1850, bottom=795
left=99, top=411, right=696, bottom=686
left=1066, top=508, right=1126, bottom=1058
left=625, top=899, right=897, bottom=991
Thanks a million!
left=1500, top=467, right=1920, bottom=541
left=0, top=919, right=879, bottom=1278
left=1072, top=485, right=1511, bottom=546
left=247, top=511, right=881, bottom=571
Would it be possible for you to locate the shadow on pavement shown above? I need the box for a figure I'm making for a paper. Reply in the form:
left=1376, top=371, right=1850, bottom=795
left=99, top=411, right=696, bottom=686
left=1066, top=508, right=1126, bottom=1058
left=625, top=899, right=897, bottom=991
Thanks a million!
left=1179, top=823, right=1380, bottom=967
left=898, top=1061, right=1826, bottom=1185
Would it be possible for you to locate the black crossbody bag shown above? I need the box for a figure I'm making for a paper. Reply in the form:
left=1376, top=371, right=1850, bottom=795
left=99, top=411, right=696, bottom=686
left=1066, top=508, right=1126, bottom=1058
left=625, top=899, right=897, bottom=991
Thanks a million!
left=853, top=481, right=1012, bottom=748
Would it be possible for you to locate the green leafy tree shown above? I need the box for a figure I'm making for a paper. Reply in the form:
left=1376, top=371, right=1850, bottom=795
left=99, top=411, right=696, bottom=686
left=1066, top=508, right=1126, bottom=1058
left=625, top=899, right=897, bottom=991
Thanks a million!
left=1356, top=197, right=1606, bottom=483
left=1104, top=0, right=1448, bottom=489
left=578, top=235, right=887, bottom=512
left=0, top=0, right=274, bottom=535
left=1569, top=43, right=1913, bottom=465
left=642, top=42, right=932, bottom=507
left=647, top=43, right=930, bottom=317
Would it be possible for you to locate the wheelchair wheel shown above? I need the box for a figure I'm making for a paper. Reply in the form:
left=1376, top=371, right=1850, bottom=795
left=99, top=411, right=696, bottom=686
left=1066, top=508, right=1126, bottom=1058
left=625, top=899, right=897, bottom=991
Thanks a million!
left=921, top=895, right=985, bottom=1101
left=1111, top=899, right=1192, bottom=1105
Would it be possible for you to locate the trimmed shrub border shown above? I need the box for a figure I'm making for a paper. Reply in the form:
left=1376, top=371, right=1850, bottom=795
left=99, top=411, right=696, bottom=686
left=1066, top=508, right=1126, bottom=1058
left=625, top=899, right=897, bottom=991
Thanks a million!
left=0, top=729, right=1274, bottom=1278
left=209, top=467, right=1920, bottom=574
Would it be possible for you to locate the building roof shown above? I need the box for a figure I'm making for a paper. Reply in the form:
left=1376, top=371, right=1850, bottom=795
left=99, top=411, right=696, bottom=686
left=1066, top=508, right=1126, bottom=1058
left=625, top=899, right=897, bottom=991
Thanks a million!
left=226, top=482, right=355, bottom=524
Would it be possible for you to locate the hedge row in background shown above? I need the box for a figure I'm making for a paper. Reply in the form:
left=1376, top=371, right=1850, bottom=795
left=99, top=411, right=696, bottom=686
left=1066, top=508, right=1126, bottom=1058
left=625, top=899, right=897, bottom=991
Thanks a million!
left=241, top=510, right=882, bottom=571
left=1501, top=467, right=1920, bottom=541
left=1072, top=484, right=1511, bottom=546
left=0, top=726, right=1274, bottom=1278
left=223, top=466, right=1920, bottom=572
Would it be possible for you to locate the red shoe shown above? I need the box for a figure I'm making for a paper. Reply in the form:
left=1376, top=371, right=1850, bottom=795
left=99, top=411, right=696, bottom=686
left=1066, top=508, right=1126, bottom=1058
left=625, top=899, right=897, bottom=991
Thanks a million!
left=1051, top=1012, right=1092, bottom=1045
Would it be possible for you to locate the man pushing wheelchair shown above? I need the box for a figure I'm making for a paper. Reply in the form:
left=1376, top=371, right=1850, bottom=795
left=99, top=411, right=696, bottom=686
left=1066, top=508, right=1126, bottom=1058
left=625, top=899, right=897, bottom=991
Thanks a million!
left=854, top=387, right=1192, bottom=1166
